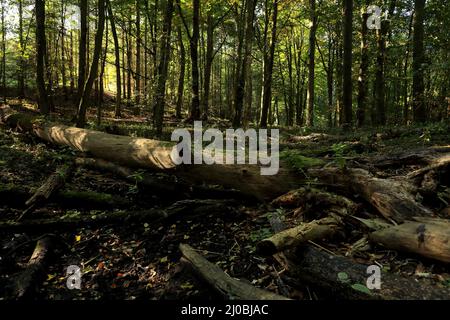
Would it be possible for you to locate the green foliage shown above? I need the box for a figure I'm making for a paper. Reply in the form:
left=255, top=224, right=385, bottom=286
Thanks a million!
left=280, top=150, right=325, bottom=173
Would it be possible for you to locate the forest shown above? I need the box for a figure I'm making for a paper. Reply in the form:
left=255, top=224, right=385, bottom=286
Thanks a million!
left=0, top=0, right=449, bottom=303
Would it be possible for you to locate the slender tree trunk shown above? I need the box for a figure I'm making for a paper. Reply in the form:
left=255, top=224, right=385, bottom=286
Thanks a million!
left=176, top=27, right=186, bottom=119
left=306, top=0, right=317, bottom=127
left=233, top=0, right=256, bottom=128
left=126, top=18, right=132, bottom=105
left=18, top=0, right=25, bottom=98
left=189, top=0, right=201, bottom=120
left=259, top=0, right=278, bottom=128
left=1, top=1, right=5, bottom=103
left=153, top=0, right=174, bottom=135
left=202, top=11, right=214, bottom=120
left=61, top=2, right=68, bottom=100
left=78, top=0, right=88, bottom=101
left=412, top=0, right=426, bottom=123
left=76, top=0, right=106, bottom=128
left=342, top=0, right=353, bottom=129
left=403, top=12, right=414, bottom=124
left=35, top=0, right=50, bottom=114
left=107, top=0, right=122, bottom=118
left=135, top=0, right=141, bottom=107
left=357, top=9, right=369, bottom=127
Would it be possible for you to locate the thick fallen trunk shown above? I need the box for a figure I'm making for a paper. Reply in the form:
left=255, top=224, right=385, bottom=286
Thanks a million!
left=369, top=219, right=450, bottom=263
left=12, top=236, right=53, bottom=299
left=290, top=246, right=450, bottom=300
left=1, top=107, right=300, bottom=200
left=256, top=217, right=341, bottom=256
left=19, top=163, right=74, bottom=220
left=0, top=184, right=131, bottom=210
left=179, top=243, right=290, bottom=300
left=308, top=167, right=433, bottom=222
left=1, top=106, right=175, bottom=170
left=75, top=157, right=255, bottom=201
left=0, top=199, right=236, bottom=232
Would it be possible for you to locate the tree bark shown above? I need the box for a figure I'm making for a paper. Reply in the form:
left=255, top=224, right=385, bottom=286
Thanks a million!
left=342, top=0, right=353, bottom=129
left=77, top=0, right=88, bottom=101
left=180, top=243, right=290, bottom=300
left=35, top=0, right=50, bottom=114
left=107, top=0, right=122, bottom=118
left=153, top=0, right=174, bottom=135
left=412, top=0, right=426, bottom=123
left=76, top=0, right=106, bottom=128
left=306, top=0, right=317, bottom=127
left=259, top=0, right=278, bottom=128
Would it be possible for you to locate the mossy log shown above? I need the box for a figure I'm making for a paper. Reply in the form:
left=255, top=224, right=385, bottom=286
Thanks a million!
left=179, top=243, right=290, bottom=300
left=0, top=183, right=130, bottom=209
left=256, top=217, right=342, bottom=256
left=308, top=167, right=433, bottom=222
left=0, top=199, right=236, bottom=232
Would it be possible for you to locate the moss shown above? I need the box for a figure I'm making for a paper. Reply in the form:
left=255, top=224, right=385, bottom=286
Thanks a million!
left=280, top=150, right=325, bottom=172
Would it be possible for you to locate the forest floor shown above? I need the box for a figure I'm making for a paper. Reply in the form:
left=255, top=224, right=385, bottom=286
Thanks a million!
left=1, top=99, right=450, bottom=300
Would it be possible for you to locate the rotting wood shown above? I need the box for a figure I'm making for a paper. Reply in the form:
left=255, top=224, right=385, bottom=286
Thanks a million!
left=179, top=243, right=290, bottom=300
left=369, top=219, right=450, bottom=263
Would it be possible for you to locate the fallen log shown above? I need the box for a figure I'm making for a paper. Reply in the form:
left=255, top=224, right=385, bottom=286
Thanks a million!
left=12, top=236, right=53, bottom=299
left=179, top=243, right=290, bottom=300
left=75, top=157, right=255, bottom=201
left=1, top=106, right=176, bottom=170
left=19, top=163, right=74, bottom=220
left=256, top=217, right=341, bottom=256
left=1, top=107, right=300, bottom=201
left=0, top=199, right=236, bottom=232
left=272, top=187, right=358, bottom=213
left=0, top=184, right=131, bottom=210
left=308, top=167, right=433, bottom=222
left=369, top=219, right=450, bottom=263
left=290, top=246, right=450, bottom=300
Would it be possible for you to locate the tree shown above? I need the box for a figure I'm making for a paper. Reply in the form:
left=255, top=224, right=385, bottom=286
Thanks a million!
left=233, top=0, right=256, bottom=128
left=342, top=0, right=353, bottom=129
left=357, top=3, right=369, bottom=127
left=178, top=0, right=201, bottom=121
left=153, top=0, right=174, bottom=135
left=259, top=0, right=278, bottom=128
left=35, top=0, right=50, bottom=114
left=176, top=27, right=186, bottom=119
left=412, top=0, right=426, bottom=123
left=76, top=0, right=106, bottom=128
left=78, top=0, right=88, bottom=102
left=18, top=0, right=25, bottom=98
left=107, top=0, right=122, bottom=118
left=306, top=0, right=317, bottom=127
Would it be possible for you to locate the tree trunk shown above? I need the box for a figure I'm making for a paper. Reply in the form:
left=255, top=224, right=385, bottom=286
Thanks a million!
left=78, top=0, right=88, bottom=101
left=259, top=0, right=278, bottom=128
left=153, top=0, right=174, bottom=135
left=18, top=0, right=25, bottom=98
left=107, top=0, right=122, bottom=118
left=342, top=0, right=353, bottom=129
left=135, top=0, right=141, bottom=107
left=35, top=0, right=50, bottom=114
left=306, top=0, right=316, bottom=127
left=189, top=0, right=201, bottom=120
left=176, top=27, right=186, bottom=119
left=357, top=9, right=369, bottom=127
left=412, top=0, right=426, bottom=123
left=76, top=0, right=106, bottom=128
left=370, top=219, right=450, bottom=264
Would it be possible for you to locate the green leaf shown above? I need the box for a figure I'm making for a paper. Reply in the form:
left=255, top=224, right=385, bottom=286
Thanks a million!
left=337, top=272, right=350, bottom=283
left=351, top=283, right=373, bottom=295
